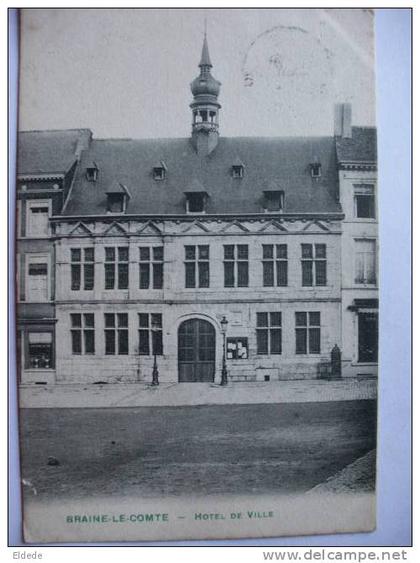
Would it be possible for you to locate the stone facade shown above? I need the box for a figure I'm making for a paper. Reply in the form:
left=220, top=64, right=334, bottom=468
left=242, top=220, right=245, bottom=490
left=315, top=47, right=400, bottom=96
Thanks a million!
left=15, top=39, right=378, bottom=386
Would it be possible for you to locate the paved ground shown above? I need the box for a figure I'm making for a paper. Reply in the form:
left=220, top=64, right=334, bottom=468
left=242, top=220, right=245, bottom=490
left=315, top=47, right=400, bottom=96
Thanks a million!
left=20, top=400, right=377, bottom=501
left=309, top=449, right=376, bottom=494
left=19, top=378, right=377, bottom=408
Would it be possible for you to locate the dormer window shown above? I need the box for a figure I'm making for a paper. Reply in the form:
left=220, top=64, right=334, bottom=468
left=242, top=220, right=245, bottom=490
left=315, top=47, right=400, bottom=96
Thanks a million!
left=232, top=165, right=244, bottom=179
left=86, top=162, right=99, bottom=182
left=310, top=159, right=322, bottom=178
left=106, top=183, right=131, bottom=214
left=153, top=161, right=167, bottom=181
left=263, top=190, right=284, bottom=212
left=186, top=192, right=207, bottom=213
left=107, top=194, right=124, bottom=213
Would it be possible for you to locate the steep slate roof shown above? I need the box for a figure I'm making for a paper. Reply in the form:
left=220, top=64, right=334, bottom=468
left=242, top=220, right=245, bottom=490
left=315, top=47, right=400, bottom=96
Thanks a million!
left=336, top=127, right=377, bottom=164
left=17, top=129, right=91, bottom=175
left=63, top=136, right=342, bottom=216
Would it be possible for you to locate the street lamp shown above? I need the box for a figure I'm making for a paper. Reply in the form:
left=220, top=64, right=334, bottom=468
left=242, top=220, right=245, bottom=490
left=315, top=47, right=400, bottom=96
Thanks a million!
left=151, top=317, right=160, bottom=386
left=220, top=315, right=228, bottom=386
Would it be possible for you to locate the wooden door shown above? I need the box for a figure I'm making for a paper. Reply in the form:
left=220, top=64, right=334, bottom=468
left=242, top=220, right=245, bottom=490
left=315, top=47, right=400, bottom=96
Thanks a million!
left=178, top=319, right=215, bottom=382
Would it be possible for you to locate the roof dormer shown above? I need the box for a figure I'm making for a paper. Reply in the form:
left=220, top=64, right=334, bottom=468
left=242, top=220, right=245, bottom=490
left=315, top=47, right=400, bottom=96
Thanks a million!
left=231, top=158, right=244, bottom=179
left=263, top=189, right=284, bottom=212
left=184, top=179, right=209, bottom=213
left=86, top=162, right=99, bottom=182
left=153, top=161, right=167, bottom=181
left=106, top=183, right=131, bottom=214
left=309, top=157, right=322, bottom=178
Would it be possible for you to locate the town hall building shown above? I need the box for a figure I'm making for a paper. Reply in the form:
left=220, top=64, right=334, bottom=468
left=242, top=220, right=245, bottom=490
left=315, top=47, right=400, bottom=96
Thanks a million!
left=15, top=35, right=378, bottom=386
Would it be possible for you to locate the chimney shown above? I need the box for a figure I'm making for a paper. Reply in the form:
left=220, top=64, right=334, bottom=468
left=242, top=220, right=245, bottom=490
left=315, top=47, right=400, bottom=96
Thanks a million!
left=334, top=103, right=352, bottom=138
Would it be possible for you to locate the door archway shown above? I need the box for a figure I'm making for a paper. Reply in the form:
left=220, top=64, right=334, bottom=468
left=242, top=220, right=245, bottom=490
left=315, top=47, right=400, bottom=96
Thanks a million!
left=178, top=318, right=216, bottom=382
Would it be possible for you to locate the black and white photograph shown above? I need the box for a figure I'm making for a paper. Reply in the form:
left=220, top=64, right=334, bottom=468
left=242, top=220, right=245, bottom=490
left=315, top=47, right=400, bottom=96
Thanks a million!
left=15, top=8, right=379, bottom=543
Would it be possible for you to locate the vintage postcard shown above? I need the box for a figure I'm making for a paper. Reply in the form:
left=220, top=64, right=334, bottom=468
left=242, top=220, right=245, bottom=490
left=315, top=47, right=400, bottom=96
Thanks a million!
left=15, top=8, right=378, bottom=543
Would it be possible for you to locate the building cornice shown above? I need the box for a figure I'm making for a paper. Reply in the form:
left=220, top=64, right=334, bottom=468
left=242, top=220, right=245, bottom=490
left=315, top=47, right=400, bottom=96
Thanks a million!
left=50, top=212, right=345, bottom=223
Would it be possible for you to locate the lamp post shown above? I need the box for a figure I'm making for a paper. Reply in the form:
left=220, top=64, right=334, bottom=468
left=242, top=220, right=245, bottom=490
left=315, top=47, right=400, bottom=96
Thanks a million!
left=220, top=315, right=228, bottom=386
left=151, top=318, right=160, bottom=386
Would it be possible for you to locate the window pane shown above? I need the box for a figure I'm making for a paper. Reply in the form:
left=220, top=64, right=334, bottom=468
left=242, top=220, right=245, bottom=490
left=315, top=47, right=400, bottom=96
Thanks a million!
left=198, top=261, right=209, bottom=288
left=263, top=245, right=273, bottom=259
left=315, top=261, right=327, bottom=286
left=105, top=330, right=115, bottom=355
left=237, top=261, right=249, bottom=287
left=84, top=247, right=94, bottom=262
left=276, top=260, right=288, bottom=286
left=237, top=245, right=248, bottom=260
left=153, top=263, right=163, bottom=289
left=71, top=330, right=82, bottom=354
left=301, top=244, right=313, bottom=258
left=118, top=263, right=129, bottom=289
left=139, top=314, right=149, bottom=328
left=276, top=244, right=287, bottom=259
left=105, top=247, right=115, bottom=262
left=256, top=329, right=268, bottom=354
left=153, top=246, right=164, bottom=261
left=295, top=329, right=307, bottom=354
left=309, top=312, right=320, bottom=326
left=84, top=314, right=94, bottom=327
left=185, top=246, right=196, bottom=260
left=198, top=245, right=209, bottom=260
left=104, top=313, right=115, bottom=327
left=139, top=263, right=150, bottom=289
left=270, top=312, right=282, bottom=327
left=309, top=328, right=321, bottom=353
left=185, top=262, right=196, bottom=288
left=118, top=313, right=128, bottom=327
left=139, top=330, right=149, bottom=355
left=28, top=343, right=52, bottom=368
left=257, top=312, right=268, bottom=327
left=151, top=313, right=162, bottom=328
left=263, top=261, right=274, bottom=287
left=118, top=247, right=129, bottom=262
left=140, top=247, right=150, bottom=261
left=295, top=312, right=307, bottom=327
left=28, top=263, right=48, bottom=275
left=188, top=193, right=204, bottom=212
left=71, top=248, right=81, bottom=262
left=118, top=329, right=129, bottom=355
left=84, top=264, right=94, bottom=290
left=71, top=313, right=82, bottom=327
left=104, top=263, right=115, bottom=289
left=224, top=261, right=234, bottom=287
left=270, top=328, right=282, bottom=354
left=84, top=330, right=95, bottom=354
left=315, top=244, right=326, bottom=259
left=302, top=261, right=313, bottom=286
left=356, top=195, right=375, bottom=218
left=224, top=245, right=234, bottom=260
left=152, top=331, right=163, bottom=356
left=71, top=264, right=81, bottom=290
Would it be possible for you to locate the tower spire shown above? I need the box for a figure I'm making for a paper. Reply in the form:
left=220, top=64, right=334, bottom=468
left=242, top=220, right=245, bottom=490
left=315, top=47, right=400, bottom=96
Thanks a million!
left=190, top=30, right=222, bottom=156
left=200, top=23, right=212, bottom=68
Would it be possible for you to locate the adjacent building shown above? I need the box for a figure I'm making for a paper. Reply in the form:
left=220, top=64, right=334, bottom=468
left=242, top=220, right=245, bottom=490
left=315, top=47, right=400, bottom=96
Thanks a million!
left=16, top=36, right=378, bottom=385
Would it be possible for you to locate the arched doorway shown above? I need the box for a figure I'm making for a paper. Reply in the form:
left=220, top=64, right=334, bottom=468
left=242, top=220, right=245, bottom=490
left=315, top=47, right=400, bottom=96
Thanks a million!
left=178, top=319, right=216, bottom=382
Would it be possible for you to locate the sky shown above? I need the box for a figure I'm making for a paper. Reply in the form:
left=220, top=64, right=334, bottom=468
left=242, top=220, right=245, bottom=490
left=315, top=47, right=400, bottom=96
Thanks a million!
left=18, top=8, right=376, bottom=139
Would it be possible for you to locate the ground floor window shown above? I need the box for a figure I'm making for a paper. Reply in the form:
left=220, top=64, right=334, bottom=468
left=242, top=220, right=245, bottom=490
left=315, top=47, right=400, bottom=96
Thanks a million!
left=26, top=332, right=54, bottom=369
left=358, top=312, right=378, bottom=363
left=105, top=313, right=129, bottom=355
left=226, top=337, right=248, bottom=359
left=138, top=313, right=163, bottom=356
left=295, top=312, right=321, bottom=354
left=256, top=312, right=282, bottom=355
left=71, top=313, right=95, bottom=354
